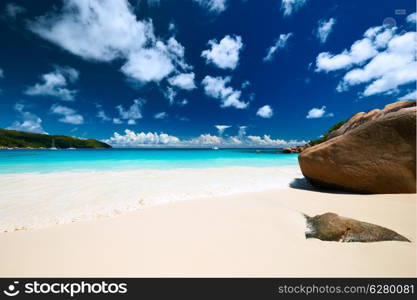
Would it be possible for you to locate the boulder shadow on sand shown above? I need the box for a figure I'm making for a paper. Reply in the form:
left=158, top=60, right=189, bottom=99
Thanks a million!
left=304, top=213, right=410, bottom=243
left=290, top=178, right=357, bottom=195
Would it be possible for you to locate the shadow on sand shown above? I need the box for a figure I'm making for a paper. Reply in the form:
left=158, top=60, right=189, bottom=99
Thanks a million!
left=289, top=177, right=359, bottom=195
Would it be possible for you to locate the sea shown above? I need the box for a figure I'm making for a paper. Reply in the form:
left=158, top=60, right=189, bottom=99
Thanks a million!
left=0, top=148, right=302, bottom=231
left=0, top=148, right=298, bottom=173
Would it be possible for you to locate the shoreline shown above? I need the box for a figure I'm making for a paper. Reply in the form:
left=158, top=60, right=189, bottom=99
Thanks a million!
left=0, top=166, right=301, bottom=232
left=0, top=188, right=415, bottom=277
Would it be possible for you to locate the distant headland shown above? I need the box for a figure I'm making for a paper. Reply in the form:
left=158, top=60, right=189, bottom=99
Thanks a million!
left=0, top=129, right=111, bottom=149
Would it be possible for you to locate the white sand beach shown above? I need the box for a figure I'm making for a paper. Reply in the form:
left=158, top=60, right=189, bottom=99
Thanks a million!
left=0, top=187, right=415, bottom=277
left=0, top=0, right=416, bottom=282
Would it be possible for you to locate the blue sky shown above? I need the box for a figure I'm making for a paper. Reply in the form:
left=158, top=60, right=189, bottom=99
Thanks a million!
left=0, top=0, right=415, bottom=147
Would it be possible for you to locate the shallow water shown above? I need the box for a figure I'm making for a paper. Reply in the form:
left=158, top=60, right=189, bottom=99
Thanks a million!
left=0, top=149, right=302, bottom=231
left=0, top=148, right=298, bottom=173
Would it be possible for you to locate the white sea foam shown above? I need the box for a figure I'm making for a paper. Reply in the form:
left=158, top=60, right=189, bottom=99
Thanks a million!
left=0, top=166, right=302, bottom=231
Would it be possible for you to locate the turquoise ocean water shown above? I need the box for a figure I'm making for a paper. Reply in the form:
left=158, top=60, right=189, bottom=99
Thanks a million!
left=0, top=148, right=299, bottom=174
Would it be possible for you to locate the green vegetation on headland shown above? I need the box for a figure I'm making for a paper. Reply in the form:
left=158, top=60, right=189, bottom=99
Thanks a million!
left=308, top=120, right=347, bottom=146
left=0, top=129, right=111, bottom=149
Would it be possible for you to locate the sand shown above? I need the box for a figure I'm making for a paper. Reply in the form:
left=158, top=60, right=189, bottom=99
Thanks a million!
left=0, top=187, right=415, bottom=277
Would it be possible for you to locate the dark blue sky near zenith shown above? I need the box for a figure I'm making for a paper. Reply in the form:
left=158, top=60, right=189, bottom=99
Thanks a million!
left=0, top=0, right=415, bottom=147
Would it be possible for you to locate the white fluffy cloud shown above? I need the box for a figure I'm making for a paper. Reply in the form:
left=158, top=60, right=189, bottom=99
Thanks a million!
left=50, top=104, right=84, bottom=125
left=238, top=126, right=247, bottom=138
left=104, top=129, right=180, bottom=147
left=168, top=72, right=196, bottom=90
left=407, top=12, right=416, bottom=24
left=306, top=106, right=333, bottom=119
left=154, top=112, right=168, bottom=119
left=202, top=75, right=248, bottom=109
left=215, top=125, right=231, bottom=136
left=104, top=128, right=306, bottom=148
left=7, top=103, right=46, bottom=134
left=121, top=37, right=191, bottom=82
left=95, top=103, right=111, bottom=122
left=96, top=102, right=147, bottom=123
left=316, top=23, right=416, bottom=97
left=246, top=135, right=304, bottom=147
left=187, top=134, right=223, bottom=145
left=163, top=87, right=177, bottom=106
left=201, top=35, right=243, bottom=70
left=281, top=0, right=308, bottom=17
left=316, top=18, right=336, bottom=44
left=263, top=33, right=293, bottom=62
left=193, top=0, right=228, bottom=14
left=399, top=90, right=417, bottom=101
left=256, top=105, right=273, bottom=118
left=25, top=66, right=79, bottom=101
left=29, top=0, right=190, bottom=83
left=178, top=99, right=188, bottom=106
left=29, top=0, right=148, bottom=61
left=241, top=80, right=250, bottom=89
left=115, top=99, right=145, bottom=125
left=121, top=47, right=174, bottom=83
left=341, top=32, right=416, bottom=96
left=316, top=38, right=378, bottom=72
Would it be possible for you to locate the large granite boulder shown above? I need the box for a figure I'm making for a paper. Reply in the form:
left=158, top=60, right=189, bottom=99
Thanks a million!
left=305, top=213, right=410, bottom=242
left=282, top=146, right=306, bottom=153
left=298, top=101, right=416, bottom=194
left=327, top=100, right=416, bottom=140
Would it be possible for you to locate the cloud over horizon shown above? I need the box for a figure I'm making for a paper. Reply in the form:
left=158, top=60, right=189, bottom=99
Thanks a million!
left=104, top=128, right=307, bottom=148
left=7, top=103, right=46, bottom=134
left=215, top=125, right=231, bottom=136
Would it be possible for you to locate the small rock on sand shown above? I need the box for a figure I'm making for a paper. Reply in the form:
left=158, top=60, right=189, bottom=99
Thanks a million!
left=304, top=212, right=410, bottom=243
